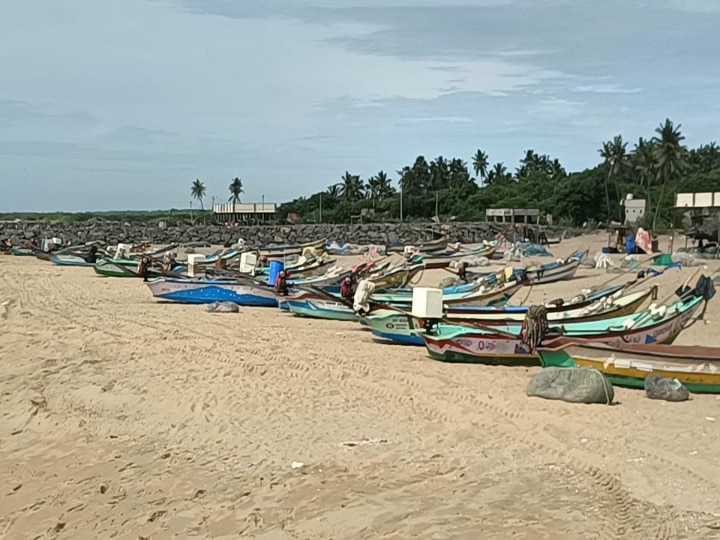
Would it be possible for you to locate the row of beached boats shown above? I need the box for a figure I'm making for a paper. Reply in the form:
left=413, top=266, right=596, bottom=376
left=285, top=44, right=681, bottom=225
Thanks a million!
left=7, top=235, right=720, bottom=394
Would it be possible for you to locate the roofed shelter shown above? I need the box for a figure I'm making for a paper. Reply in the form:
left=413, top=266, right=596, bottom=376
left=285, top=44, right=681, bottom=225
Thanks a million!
left=213, top=202, right=277, bottom=224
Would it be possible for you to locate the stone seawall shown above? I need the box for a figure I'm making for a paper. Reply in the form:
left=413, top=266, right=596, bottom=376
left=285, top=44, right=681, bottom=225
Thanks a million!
left=0, top=220, right=569, bottom=247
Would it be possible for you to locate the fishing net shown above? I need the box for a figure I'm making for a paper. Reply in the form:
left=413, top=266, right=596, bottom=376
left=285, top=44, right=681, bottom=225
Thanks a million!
left=644, top=375, right=689, bottom=402
left=527, top=368, right=614, bottom=405
left=520, top=305, right=550, bottom=352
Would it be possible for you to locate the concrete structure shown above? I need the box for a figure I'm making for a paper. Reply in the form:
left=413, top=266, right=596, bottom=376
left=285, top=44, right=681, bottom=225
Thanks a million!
left=621, top=196, right=646, bottom=224
left=486, top=208, right=540, bottom=224
left=675, top=192, right=720, bottom=245
left=213, top=202, right=277, bottom=224
left=675, top=192, right=720, bottom=209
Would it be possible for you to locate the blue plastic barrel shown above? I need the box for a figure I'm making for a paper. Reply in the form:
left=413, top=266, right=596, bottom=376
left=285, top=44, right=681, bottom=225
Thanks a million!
left=267, top=260, right=284, bottom=285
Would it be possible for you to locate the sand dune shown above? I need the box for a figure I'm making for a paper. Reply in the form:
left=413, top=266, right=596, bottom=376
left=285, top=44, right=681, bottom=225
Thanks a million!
left=1, top=234, right=720, bottom=539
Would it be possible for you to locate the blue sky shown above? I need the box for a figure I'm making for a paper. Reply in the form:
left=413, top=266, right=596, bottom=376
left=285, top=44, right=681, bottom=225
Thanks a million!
left=1, top=0, right=718, bottom=212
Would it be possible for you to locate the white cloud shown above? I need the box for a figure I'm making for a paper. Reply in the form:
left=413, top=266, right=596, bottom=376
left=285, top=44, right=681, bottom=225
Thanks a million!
left=573, top=84, right=642, bottom=94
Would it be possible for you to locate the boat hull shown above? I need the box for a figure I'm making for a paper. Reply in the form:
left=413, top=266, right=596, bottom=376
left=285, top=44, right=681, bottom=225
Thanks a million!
left=537, top=343, right=720, bottom=394
left=147, top=278, right=278, bottom=306
left=287, top=298, right=358, bottom=321
left=422, top=296, right=703, bottom=366
left=50, top=254, right=94, bottom=266
left=364, top=288, right=651, bottom=346
left=94, top=259, right=141, bottom=277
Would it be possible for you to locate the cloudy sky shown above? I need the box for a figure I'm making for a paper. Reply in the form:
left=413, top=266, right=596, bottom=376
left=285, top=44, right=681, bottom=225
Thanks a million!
left=1, top=0, right=718, bottom=212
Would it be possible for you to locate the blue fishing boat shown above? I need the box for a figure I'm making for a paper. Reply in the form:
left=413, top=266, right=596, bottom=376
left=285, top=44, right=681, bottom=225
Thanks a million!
left=146, top=277, right=278, bottom=306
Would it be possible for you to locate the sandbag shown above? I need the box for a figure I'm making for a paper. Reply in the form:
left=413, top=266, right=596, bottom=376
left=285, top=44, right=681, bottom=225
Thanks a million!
left=527, top=368, right=614, bottom=404
left=206, top=301, right=239, bottom=313
left=644, top=375, right=690, bottom=402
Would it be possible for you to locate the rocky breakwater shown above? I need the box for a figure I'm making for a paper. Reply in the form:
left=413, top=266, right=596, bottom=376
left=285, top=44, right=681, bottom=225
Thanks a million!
left=0, top=220, right=566, bottom=247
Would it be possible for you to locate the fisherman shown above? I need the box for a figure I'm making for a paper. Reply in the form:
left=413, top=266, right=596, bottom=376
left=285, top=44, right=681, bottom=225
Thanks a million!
left=85, top=245, right=99, bottom=263
left=275, top=270, right=289, bottom=296
left=161, top=251, right=173, bottom=273
left=138, top=256, right=151, bottom=282
left=457, top=262, right=469, bottom=283
left=340, top=276, right=354, bottom=300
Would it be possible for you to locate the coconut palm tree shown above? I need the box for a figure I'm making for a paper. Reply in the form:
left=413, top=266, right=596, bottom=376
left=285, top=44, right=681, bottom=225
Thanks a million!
left=486, top=162, right=509, bottom=185
left=191, top=179, right=206, bottom=210
left=632, top=138, right=656, bottom=207
left=374, top=170, right=395, bottom=199
left=429, top=156, right=450, bottom=191
left=326, top=184, right=341, bottom=199
left=472, top=149, right=489, bottom=184
left=339, top=171, right=364, bottom=200
left=599, top=135, right=628, bottom=222
left=228, top=177, right=243, bottom=220
left=449, top=158, right=472, bottom=188
left=651, top=119, right=686, bottom=230
left=366, top=175, right=380, bottom=202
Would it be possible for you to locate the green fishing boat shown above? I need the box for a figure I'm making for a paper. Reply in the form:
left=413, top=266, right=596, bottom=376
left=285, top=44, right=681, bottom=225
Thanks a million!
left=421, top=294, right=706, bottom=366
left=536, top=341, right=720, bottom=394
left=94, top=259, right=144, bottom=277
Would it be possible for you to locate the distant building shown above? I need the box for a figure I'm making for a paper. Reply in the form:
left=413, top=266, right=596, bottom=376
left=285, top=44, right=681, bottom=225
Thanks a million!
left=621, top=195, right=646, bottom=224
left=486, top=208, right=540, bottom=224
left=213, top=202, right=277, bottom=224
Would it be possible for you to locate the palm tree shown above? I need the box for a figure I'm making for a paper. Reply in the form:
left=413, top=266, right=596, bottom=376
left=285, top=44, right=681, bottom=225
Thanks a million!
left=599, top=135, right=628, bottom=223
left=449, top=158, right=472, bottom=188
left=375, top=170, right=395, bottom=199
left=191, top=179, right=206, bottom=210
left=486, top=162, right=509, bottom=185
left=429, top=156, right=450, bottom=191
left=228, top=177, right=243, bottom=221
left=366, top=175, right=380, bottom=203
left=472, top=149, right=489, bottom=184
left=651, top=119, right=686, bottom=230
left=339, top=171, right=364, bottom=200
left=326, top=184, right=341, bottom=199
left=632, top=137, right=656, bottom=199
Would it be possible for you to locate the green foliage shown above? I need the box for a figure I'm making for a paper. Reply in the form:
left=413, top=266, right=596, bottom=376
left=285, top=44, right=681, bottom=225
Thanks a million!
left=277, top=119, right=717, bottom=231
left=0, top=209, right=204, bottom=223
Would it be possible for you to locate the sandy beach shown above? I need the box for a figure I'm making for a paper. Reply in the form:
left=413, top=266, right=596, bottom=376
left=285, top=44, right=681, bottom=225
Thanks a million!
left=2, top=233, right=720, bottom=539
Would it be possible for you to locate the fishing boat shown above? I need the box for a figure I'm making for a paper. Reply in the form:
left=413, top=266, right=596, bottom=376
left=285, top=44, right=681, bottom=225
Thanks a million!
left=146, top=277, right=278, bottom=306
left=420, top=293, right=707, bottom=366
left=387, top=237, right=448, bottom=254
left=520, top=250, right=588, bottom=285
left=258, top=238, right=327, bottom=259
left=93, top=258, right=186, bottom=278
left=286, top=297, right=358, bottom=321
left=364, top=286, right=656, bottom=346
left=10, top=247, right=36, bottom=256
left=50, top=253, right=96, bottom=266
left=94, top=258, right=145, bottom=277
left=369, top=277, right=522, bottom=307
left=414, top=241, right=499, bottom=270
left=536, top=341, right=720, bottom=394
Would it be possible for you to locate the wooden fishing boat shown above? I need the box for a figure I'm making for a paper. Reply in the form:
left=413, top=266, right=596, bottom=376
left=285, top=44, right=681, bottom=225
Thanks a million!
left=364, top=286, right=656, bottom=346
left=258, top=238, right=327, bottom=259
left=286, top=297, right=358, bottom=321
left=93, top=258, right=185, bottom=278
left=10, top=247, right=36, bottom=256
left=521, top=250, right=588, bottom=285
left=369, top=278, right=523, bottom=307
left=420, top=293, right=706, bottom=366
left=387, top=237, right=448, bottom=254
left=536, top=341, right=720, bottom=394
left=50, top=253, right=95, bottom=266
left=94, top=258, right=144, bottom=277
left=415, top=241, right=499, bottom=270
left=146, top=277, right=278, bottom=306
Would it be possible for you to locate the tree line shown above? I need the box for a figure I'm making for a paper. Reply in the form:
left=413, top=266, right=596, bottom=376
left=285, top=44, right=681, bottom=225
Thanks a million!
left=277, top=119, right=719, bottom=230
